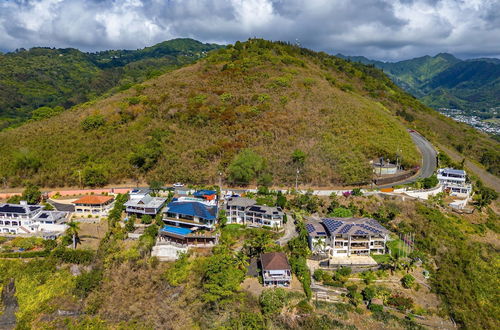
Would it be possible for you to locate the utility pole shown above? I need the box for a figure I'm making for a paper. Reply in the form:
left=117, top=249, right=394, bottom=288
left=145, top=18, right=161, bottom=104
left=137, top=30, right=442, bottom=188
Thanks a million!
left=295, top=169, right=300, bottom=191
left=218, top=172, right=223, bottom=194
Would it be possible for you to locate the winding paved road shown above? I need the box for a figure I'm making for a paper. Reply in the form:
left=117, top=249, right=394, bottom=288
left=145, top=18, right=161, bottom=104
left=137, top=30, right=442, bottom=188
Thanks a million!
left=378, top=131, right=437, bottom=188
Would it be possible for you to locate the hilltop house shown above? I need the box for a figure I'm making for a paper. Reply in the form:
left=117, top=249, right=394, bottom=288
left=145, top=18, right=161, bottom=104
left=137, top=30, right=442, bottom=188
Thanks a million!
left=163, top=199, right=218, bottom=229
left=124, top=193, right=167, bottom=217
left=437, top=168, right=472, bottom=197
left=307, top=217, right=389, bottom=257
left=72, top=195, right=114, bottom=216
left=0, top=202, right=68, bottom=237
left=225, top=197, right=285, bottom=229
left=260, top=252, right=292, bottom=287
left=159, top=198, right=219, bottom=247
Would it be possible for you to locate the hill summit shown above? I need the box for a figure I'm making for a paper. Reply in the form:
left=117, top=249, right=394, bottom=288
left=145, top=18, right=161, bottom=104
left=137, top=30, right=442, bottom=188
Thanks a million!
left=0, top=39, right=497, bottom=188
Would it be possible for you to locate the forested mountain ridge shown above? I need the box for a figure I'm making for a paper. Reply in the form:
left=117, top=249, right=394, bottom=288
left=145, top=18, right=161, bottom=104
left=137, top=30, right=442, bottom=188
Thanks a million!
left=339, top=53, right=500, bottom=113
left=0, top=38, right=222, bottom=129
left=0, top=39, right=498, bottom=188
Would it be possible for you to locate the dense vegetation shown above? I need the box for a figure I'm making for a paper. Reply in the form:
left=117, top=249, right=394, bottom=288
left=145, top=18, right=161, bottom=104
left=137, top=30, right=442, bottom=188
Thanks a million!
left=341, top=53, right=500, bottom=114
left=0, top=38, right=221, bottom=129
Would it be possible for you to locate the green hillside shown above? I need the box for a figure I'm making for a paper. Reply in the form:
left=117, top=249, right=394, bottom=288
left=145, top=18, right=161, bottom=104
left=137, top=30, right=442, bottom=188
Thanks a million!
left=0, top=39, right=498, bottom=187
left=340, top=53, right=500, bottom=113
left=0, top=38, right=221, bottom=129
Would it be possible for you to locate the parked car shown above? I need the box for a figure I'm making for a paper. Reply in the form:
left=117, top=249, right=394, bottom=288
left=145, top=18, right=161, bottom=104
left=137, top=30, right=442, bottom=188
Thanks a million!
left=173, top=182, right=184, bottom=188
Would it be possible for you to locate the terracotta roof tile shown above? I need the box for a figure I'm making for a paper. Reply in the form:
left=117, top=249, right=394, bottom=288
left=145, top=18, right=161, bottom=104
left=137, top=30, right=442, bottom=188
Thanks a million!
left=73, top=195, right=114, bottom=205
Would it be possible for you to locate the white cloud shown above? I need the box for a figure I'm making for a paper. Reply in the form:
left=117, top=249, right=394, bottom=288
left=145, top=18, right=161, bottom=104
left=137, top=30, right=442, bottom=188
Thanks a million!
left=0, top=0, right=499, bottom=60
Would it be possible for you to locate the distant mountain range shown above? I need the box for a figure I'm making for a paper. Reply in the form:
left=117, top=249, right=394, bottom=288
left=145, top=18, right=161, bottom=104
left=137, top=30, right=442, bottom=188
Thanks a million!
left=337, top=53, right=500, bottom=115
left=0, top=38, right=221, bottom=129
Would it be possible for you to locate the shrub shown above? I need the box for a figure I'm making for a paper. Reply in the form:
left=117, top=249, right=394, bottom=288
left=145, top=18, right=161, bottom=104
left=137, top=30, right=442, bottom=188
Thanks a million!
left=74, top=269, right=103, bottom=298
left=51, top=248, right=94, bottom=264
left=387, top=293, right=413, bottom=311
left=260, top=288, right=288, bottom=315
left=141, top=215, right=153, bottom=224
left=329, top=207, right=353, bottom=218
left=369, top=304, right=384, bottom=312
left=401, top=274, right=415, bottom=289
left=228, top=149, right=265, bottom=185
left=81, top=114, right=105, bottom=131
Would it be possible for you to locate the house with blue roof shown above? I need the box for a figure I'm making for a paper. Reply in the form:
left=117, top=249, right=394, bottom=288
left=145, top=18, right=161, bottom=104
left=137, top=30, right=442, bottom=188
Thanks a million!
left=163, top=201, right=218, bottom=229
left=307, top=217, right=389, bottom=257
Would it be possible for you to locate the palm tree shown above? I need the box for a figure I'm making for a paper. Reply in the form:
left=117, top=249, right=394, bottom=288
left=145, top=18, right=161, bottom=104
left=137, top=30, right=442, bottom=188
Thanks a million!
left=313, top=237, right=326, bottom=254
left=234, top=251, right=249, bottom=271
left=66, top=221, right=81, bottom=249
left=388, top=255, right=401, bottom=275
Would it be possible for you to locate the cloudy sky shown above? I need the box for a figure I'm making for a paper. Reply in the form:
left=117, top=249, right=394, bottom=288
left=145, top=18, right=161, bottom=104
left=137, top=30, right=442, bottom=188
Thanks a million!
left=1, top=0, right=499, bottom=61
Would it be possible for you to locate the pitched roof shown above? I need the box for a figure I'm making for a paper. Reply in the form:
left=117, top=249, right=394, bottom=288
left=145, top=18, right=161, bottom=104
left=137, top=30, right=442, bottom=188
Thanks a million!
left=247, top=204, right=284, bottom=216
left=73, top=195, right=114, bottom=205
left=260, top=252, right=290, bottom=271
left=164, top=201, right=217, bottom=220
left=226, top=197, right=256, bottom=207
left=320, top=217, right=389, bottom=236
left=0, top=203, right=43, bottom=215
left=193, top=190, right=217, bottom=197
left=124, top=194, right=167, bottom=208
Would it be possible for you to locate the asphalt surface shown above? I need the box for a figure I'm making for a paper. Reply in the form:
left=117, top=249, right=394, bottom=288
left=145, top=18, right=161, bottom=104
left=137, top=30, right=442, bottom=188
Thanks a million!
left=378, top=131, right=437, bottom=188
left=408, top=131, right=438, bottom=180
left=48, top=201, right=75, bottom=212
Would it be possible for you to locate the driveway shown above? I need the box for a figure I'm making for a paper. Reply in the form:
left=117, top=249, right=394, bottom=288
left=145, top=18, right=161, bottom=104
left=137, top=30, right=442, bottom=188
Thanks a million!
left=276, top=213, right=298, bottom=246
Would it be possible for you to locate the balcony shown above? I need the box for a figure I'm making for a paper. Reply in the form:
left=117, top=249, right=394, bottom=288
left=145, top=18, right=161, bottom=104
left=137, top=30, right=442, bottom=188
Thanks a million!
left=163, top=216, right=213, bottom=229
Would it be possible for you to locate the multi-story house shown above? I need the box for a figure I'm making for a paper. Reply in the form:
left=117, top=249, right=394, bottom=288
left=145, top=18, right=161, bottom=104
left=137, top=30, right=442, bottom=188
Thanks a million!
left=225, top=197, right=285, bottom=229
left=124, top=193, right=167, bottom=217
left=159, top=198, right=219, bottom=248
left=307, top=217, right=389, bottom=257
left=261, top=252, right=292, bottom=287
left=163, top=200, right=218, bottom=230
left=72, top=195, right=114, bottom=216
left=437, top=168, right=472, bottom=197
left=0, top=202, right=68, bottom=236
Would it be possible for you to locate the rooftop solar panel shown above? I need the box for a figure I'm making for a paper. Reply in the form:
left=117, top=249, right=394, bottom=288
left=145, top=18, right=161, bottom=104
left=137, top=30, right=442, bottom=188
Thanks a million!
left=306, top=224, right=315, bottom=233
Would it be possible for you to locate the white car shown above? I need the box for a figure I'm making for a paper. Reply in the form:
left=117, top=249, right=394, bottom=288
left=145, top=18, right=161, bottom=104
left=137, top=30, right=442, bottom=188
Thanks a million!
left=173, top=182, right=184, bottom=188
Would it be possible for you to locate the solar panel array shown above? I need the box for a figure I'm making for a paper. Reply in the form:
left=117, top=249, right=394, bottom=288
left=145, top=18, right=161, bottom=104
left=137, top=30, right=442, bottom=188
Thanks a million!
left=339, top=224, right=354, bottom=234
left=323, top=219, right=343, bottom=234
left=358, top=224, right=383, bottom=234
left=354, top=230, right=368, bottom=235
left=306, top=223, right=315, bottom=233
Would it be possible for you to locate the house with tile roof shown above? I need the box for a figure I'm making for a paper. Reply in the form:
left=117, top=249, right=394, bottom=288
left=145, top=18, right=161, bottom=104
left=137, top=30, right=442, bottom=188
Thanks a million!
left=225, top=197, right=285, bottom=229
left=260, top=252, right=292, bottom=287
left=72, top=195, right=114, bottom=216
left=307, top=217, right=389, bottom=257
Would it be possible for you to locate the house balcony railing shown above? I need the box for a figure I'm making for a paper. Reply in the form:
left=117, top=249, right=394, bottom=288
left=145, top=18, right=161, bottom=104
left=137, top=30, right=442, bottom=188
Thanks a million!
left=263, top=275, right=292, bottom=281
left=163, top=216, right=213, bottom=229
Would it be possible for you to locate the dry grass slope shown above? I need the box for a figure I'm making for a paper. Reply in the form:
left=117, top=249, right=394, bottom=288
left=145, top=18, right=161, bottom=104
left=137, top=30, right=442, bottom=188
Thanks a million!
left=0, top=39, right=497, bottom=188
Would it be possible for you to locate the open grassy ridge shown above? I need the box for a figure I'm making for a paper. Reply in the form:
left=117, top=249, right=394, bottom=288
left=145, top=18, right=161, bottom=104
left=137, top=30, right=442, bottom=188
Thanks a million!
left=0, top=39, right=497, bottom=188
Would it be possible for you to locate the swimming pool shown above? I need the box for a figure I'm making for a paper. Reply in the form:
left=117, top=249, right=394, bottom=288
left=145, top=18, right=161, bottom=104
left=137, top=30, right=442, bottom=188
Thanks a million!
left=161, top=225, right=192, bottom=236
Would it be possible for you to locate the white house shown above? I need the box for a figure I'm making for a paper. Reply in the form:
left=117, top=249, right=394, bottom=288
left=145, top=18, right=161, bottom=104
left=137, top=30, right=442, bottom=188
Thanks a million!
left=124, top=193, right=167, bottom=217
left=225, top=197, right=285, bottom=229
left=0, top=202, right=68, bottom=236
left=72, top=195, right=114, bottom=216
left=307, top=217, right=389, bottom=257
left=437, top=168, right=472, bottom=197
left=261, top=252, right=292, bottom=287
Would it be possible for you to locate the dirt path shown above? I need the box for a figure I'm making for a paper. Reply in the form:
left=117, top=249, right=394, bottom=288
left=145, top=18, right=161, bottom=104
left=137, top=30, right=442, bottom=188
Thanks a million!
left=437, top=144, right=500, bottom=193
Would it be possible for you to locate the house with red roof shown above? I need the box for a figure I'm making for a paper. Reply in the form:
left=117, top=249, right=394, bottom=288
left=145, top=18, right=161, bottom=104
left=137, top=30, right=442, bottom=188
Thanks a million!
left=72, top=195, right=114, bottom=216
